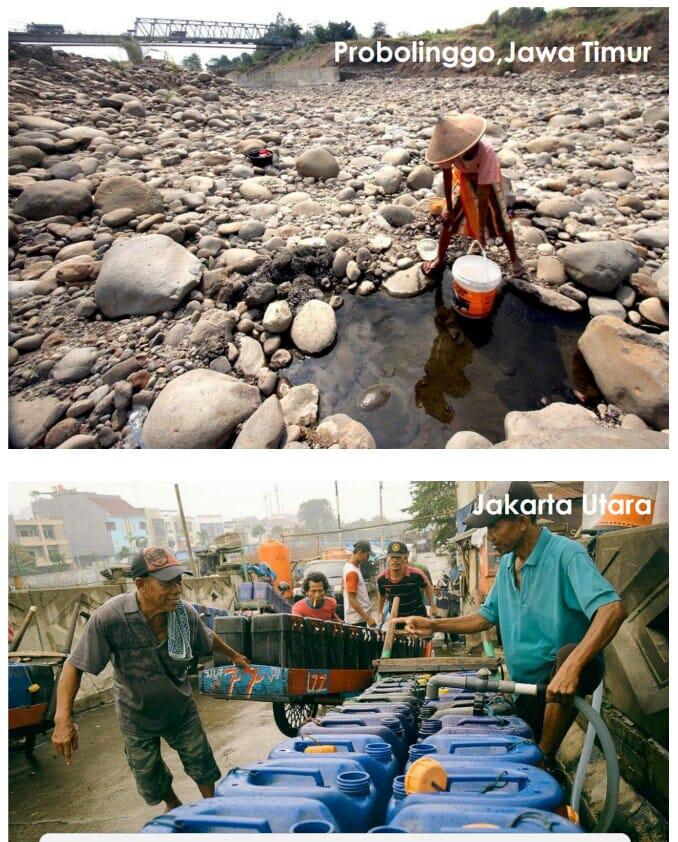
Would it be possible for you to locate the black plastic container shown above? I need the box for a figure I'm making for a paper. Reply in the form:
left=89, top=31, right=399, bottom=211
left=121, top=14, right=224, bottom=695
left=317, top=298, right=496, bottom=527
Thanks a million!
left=251, top=614, right=306, bottom=668
left=343, top=624, right=361, bottom=669
left=325, top=621, right=345, bottom=669
left=357, top=627, right=373, bottom=669
left=214, top=616, right=251, bottom=665
left=304, top=618, right=327, bottom=669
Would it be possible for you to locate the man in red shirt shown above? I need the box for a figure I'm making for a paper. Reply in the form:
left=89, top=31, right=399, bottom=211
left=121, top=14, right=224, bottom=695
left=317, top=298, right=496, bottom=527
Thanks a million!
left=291, top=572, right=341, bottom=621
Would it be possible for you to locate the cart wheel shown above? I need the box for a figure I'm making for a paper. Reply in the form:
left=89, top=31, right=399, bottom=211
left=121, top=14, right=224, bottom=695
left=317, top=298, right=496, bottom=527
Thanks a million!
left=272, top=700, right=318, bottom=737
left=24, top=733, right=36, bottom=756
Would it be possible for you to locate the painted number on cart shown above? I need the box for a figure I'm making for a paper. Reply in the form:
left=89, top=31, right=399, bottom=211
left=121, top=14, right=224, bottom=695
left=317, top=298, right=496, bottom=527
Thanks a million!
left=307, top=670, right=329, bottom=693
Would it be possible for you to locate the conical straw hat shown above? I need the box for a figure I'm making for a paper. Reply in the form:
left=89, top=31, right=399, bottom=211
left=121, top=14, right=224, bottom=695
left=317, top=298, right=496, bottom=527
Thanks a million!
left=425, top=114, right=487, bottom=165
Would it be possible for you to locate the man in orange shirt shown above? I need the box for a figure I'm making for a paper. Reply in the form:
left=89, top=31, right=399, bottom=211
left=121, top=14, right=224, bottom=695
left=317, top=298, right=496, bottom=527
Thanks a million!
left=342, top=541, right=375, bottom=627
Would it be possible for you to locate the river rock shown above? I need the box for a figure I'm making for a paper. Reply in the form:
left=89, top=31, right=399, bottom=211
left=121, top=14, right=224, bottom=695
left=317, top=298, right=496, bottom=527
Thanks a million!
left=280, top=383, right=319, bottom=427
left=383, top=264, right=430, bottom=298
left=378, top=204, right=414, bottom=227
left=316, top=414, right=376, bottom=448
left=359, top=385, right=391, bottom=412
left=504, top=403, right=598, bottom=438
left=588, top=297, right=626, bottom=320
left=94, top=175, right=163, bottom=216
left=263, top=300, right=293, bottom=333
left=559, top=240, right=640, bottom=293
left=406, top=164, right=434, bottom=190
left=235, top=336, right=266, bottom=376
left=232, top=395, right=285, bottom=449
left=9, top=395, right=67, bottom=447
left=578, top=315, right=668, bottom=428
left=191, top=309, right=234, bottom=344
left=494, top=428, right=668, bottom=448
left=633, top=225, right=669, bottom=249
left=445, top=431, right=493, bottom=449
left=535, top=197, right=582, bottom=219
left=374, top=165, right=402, bottom=194
left=52, top=347, right=98, bottom=382
left=142, top=369, right=261, bottom=448
left=295, top=147, right=339, bottom=179
left=95, top=234, right=202, bottom=318
left=653, top=263, right=669, bottom=305
left=638, top=297, right=669, bottom=327
left=291, top=300, right=337, bottom=354
left=14, top=180, right=93, bottom=220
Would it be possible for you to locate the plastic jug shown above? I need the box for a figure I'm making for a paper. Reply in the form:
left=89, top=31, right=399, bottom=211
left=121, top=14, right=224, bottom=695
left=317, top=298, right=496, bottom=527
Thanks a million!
left=300, top=720, right=408, bottom=766
left=386, top=763, right=564, bottom=821
left=420, top=734, right=543, bottom=766
left=142, top=794, right=337, bottom=833
left=269, top=737, right=399, bottom=809
left=438, top=714, right=533, bottom=740
left=389, top=803, right=582, bottom=833
left=216, top=764, right=381, bottom=832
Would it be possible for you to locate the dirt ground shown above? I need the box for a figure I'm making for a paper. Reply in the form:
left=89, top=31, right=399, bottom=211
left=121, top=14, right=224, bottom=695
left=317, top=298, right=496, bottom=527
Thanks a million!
left=8, top=686, right=284, bottom=840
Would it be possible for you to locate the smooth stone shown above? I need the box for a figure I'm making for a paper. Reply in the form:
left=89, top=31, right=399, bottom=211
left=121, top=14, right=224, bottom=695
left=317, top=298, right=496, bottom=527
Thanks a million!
left=316, top=414, right=376, bottom=449
left=232, top=395, right=285, bottom=449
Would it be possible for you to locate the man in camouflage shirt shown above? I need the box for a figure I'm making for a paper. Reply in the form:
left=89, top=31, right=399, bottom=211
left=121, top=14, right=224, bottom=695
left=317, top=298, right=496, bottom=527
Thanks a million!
left=52, top=547, right=249, bottom=812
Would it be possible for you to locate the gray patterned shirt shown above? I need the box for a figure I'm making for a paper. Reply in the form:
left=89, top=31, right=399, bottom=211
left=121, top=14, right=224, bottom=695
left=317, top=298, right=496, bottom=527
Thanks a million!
left=67, top=592, right=214, bottom=736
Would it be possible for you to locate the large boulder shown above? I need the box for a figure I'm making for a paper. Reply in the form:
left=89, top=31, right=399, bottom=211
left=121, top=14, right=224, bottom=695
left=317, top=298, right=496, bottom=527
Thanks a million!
left=494, top=428, right=668, bottom=448
left=290, top=300, right=337, bottom=354
left=559, top=240, right=640, bottom=293
left=232, top=396, right=285, bottom=449
left=95, top=235, right=202, bottom=318
left=316, top=414, right=376, bottom=448
left=14, top=180, right=93, bottom=220
left=94, top=176, right=163, bottom=217
left=578, top=316, right=668, bottom=428
left=142, top=370, right=261, bottom=448
left=295, top=147, right=340, bottom=179
left=504, top=403, right=598, bottom=439
left=9, top=395, right=67, bottom=448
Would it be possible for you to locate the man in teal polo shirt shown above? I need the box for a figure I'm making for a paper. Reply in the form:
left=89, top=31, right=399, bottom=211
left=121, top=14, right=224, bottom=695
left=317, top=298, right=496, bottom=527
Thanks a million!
left=399, top=481, right=626, bottom=763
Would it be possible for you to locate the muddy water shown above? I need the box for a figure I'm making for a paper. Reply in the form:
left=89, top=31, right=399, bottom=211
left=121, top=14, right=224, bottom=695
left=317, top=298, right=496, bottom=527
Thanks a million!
left=289, top=275, right=590, bottom=448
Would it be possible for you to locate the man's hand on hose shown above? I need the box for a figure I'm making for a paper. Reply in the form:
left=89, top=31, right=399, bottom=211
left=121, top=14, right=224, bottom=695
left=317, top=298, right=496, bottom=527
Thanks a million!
left=52, top=717, right=79, bottom=765
left=546, top=658, right=581, bottom=704
left=393, top=616, right=434, bottom=637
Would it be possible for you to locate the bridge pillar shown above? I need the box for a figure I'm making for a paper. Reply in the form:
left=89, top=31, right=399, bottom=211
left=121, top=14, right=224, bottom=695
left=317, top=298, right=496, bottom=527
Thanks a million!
left=117, top=36, right=143, bottom=64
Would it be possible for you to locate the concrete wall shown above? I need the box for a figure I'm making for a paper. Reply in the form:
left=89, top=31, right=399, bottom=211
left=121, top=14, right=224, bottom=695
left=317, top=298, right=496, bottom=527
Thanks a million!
left=9, top=575, right=236, bottom=711
left=32, top=494, right=115, bottom=560
left=238, top=66, right=340, bottom=88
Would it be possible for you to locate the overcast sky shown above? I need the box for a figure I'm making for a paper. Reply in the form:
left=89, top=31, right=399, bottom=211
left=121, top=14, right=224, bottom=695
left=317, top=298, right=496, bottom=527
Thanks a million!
left=8, top=1, right=572, bottom=64
left=8, top=481, right=416, bottom=523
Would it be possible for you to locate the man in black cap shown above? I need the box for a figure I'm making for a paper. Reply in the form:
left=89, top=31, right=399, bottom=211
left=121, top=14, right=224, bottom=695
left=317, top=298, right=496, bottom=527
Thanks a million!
left=52, top=546, right=250, bottom=812
left=399, top=482, right=626, bottom=762
left=377, top=541, right=434, bottom=622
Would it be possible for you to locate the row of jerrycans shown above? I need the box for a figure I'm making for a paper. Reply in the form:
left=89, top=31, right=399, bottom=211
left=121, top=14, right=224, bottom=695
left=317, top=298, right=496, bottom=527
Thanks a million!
left=143, top=674, right=579, bottom=833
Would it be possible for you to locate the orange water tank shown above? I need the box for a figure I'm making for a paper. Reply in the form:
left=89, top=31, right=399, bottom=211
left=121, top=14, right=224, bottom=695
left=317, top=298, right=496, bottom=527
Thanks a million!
left=258, top=540, right=291, bottom=589
left=322, top=547, right=350, bottom=561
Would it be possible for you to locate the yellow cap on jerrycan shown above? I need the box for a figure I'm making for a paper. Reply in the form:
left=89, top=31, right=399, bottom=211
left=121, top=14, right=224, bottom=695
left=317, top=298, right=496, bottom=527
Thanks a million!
left=404, top=757, right=448, bottom=794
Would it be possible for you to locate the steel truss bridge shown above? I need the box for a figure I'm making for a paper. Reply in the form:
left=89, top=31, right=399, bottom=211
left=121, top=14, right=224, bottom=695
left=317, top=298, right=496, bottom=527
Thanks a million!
left=8, top=17, right=295, bottom=57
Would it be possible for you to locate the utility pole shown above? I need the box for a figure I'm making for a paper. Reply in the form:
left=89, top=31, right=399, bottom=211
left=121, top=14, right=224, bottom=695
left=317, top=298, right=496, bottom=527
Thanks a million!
left=174, top=484, right=197, bottom=577
left=379, top=481, right=385, bottom=554
left=334, top=481, right=343, bottom=546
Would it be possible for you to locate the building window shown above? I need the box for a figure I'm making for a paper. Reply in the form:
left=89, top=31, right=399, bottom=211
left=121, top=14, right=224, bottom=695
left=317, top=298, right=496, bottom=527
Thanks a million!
left=47, top=546, right=64, bottom=563
left=42, top=525, right=56, bottom=539
left=18, top=526, right=40, bottom=538
left=139, top=521, right=147, bottom=531
left=106, top=522, right=116, bottom=532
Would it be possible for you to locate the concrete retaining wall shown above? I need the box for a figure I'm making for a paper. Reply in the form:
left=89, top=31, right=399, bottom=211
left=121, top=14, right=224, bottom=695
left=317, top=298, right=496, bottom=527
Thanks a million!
left=238, top=66, right=340, bottom=88
left=9, top=575, right=236, bottom=711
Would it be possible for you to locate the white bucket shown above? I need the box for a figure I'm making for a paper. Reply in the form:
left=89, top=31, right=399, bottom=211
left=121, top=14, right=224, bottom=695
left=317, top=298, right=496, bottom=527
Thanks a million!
left=451, top=242, right=502, bottom=319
